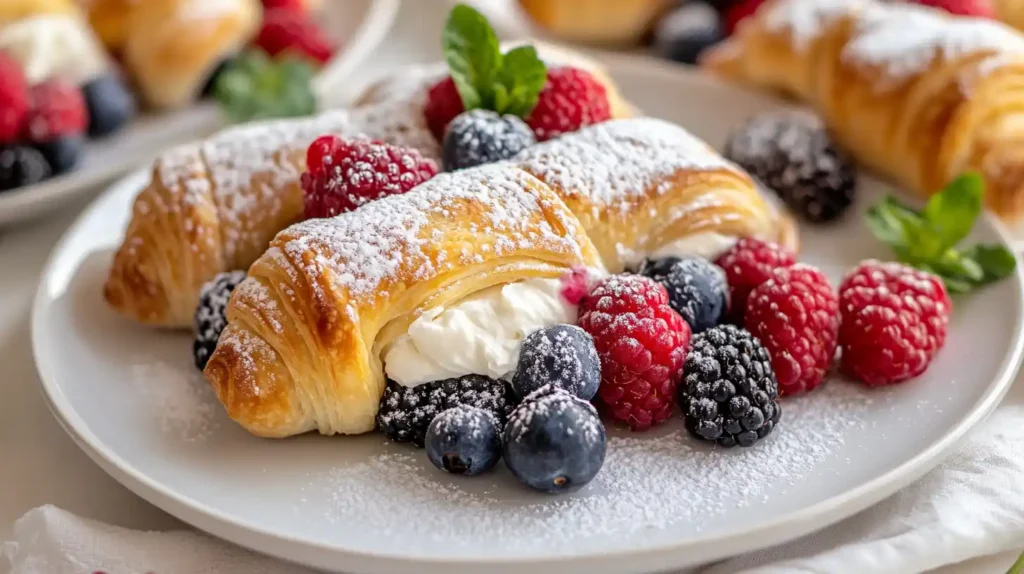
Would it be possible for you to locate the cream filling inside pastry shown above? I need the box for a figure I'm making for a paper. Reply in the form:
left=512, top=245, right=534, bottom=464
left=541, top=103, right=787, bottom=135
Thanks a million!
left=621, top=232, right=740, bottom=268
left=383, top=276, right=579, bottom=387
left=0, top=15, right=109, bottom=85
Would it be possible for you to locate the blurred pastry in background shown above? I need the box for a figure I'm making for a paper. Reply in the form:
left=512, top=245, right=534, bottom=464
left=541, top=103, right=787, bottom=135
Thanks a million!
left=517, top=0, right=676, bottom=46
left=123, top=0, right=262, bottom=109
left=79, top=0, right=134, bottom=53
left=0, top=0, right=78, bottom=25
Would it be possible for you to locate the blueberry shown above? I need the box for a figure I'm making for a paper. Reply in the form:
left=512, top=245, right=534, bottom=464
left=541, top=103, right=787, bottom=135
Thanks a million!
left=512, top=324, right=601, bottom=401
left=640, top=256, right=728, bottom=334
left=82, top=74, right=136, bottom=138
left=503, top=385, right=606, bottom=493
left=654, top=3, right=724, bottom=65
left=441, top=109, right=536, bottom=171
left=425, top=405, right=502, bottom=476
left=0, top=145, right=51, bottom=191
left=33, top=135, right=84, bottom=175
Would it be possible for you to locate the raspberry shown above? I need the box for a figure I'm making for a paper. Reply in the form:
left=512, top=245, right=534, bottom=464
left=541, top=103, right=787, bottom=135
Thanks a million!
left=262, top=0, right=307, bottom=12
left=526, top=67, right=612, bottom=141
left=23, top=80, right=87, bottom=143
left=906, top=0, right=993, bottom=17
left=424, top=76, right=464, bottom=142
left=577, top=274, right=691, bottom=431
left=300, top=135, right=439, bottom=219
left=0, top=52, right=28, bottom=144
left=724, top=0, right=767, bottom=35
left=838, top=260, right=952, bottom=386
left=254, top=8, right=338, bottom=65
left=745, top=264, right=840, bottom=396
left=714, top=238, right=797, bottom=324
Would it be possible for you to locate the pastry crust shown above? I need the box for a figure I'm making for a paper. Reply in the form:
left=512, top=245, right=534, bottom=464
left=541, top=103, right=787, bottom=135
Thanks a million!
left=203, top=164, right=603, bottom=437
left=701, top=0, right=1024, bottom=220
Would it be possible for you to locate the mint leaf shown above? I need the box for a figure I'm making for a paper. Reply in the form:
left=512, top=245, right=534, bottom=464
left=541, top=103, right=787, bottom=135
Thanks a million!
left=963, top=244, right=1017, bottom=283
left=442, top=3, right=501, bottom=111
left=496, top=45, right=547, bottom=116
left=922, top=171, right=983, bottom=252
left=214, top=50, right=316, bottom=123
left=865, top=203, right=906, bottom=249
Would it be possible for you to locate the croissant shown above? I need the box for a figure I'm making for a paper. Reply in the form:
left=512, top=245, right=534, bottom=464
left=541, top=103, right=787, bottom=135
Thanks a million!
left=701, top=0, right=1024, bottom=220
left=104, top=53, right=632, bottom=329
left=204, top=164, right=603, bottom=437
left=103, top=100, right=441, bottom=327
left=203, top=120, right=795, bottom=438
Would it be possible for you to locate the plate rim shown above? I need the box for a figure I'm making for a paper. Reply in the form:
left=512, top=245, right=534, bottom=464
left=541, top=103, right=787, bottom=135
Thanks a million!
left=31, top=56, right=1024, bottom=573
left=0, top=0, right=400, bottom=229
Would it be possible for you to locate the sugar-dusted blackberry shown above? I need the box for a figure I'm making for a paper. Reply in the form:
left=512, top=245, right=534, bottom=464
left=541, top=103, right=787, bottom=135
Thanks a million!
left=442, top=109, right=536, bottom=171
left=0, top=145, right=51, bottom=192
left=679, top=324, right=780, bottom=447
left=376, top=374, right=511, bottom=448
left=639, top=256, right=728, bottom=334
left=724, top=112, right=857, bottom=223
left=512, top=324, right=601, bottom=401
left=192, top=270, right=247, bottom=371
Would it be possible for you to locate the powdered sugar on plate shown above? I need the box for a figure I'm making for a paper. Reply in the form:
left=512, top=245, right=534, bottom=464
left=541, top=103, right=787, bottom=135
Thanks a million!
left=302, top=382, right=875, bottom=554
left=129, top=359, right=219, bottom=442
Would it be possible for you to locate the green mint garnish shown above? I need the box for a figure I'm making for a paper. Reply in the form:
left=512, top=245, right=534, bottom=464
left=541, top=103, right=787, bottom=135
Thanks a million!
left=866, top=171, right=1017, bottom=294
left=442, top=4, right=547, bottom=117
left=214, top=49, right=317, bottom=124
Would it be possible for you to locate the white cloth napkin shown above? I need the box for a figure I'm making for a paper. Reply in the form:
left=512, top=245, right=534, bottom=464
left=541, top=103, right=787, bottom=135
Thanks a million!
left=4, top=403, right=1024, bottom=574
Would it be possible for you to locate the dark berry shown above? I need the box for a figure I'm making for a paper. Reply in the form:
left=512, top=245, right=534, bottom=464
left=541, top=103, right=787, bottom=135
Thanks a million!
left=82, top=74, right=136, bottom=138
left=426, top=405, right=502, bottom=476
left=654, top=3, right=724, bottom=65
left=512, top=324, right=601, bottom=401
left=33, top=135, right=84, bottom=175
left=640, top=256, right=728, bottom=334
left=377, top=374, right=512, bottom=448
left=441, top=109, right=536, bottom=171
left=679, top=324, right=780, bottom=447
left=503, top=385, right=607, bottom=493
left=192, top=270, right=247, bottom=371
left=724, top=112, right=857, bottom=223
left=0, top=145, right=51, bottom=191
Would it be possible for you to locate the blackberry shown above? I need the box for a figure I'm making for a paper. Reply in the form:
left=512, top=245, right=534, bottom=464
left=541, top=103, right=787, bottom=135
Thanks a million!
left=724, top=112, right=857, bottom=223
left=0, top=145, right=51, bottom=191
left=639, top=256, right=728, bottom=334
left=426, top=405, right=502, bottom=476
left=512, top=324, right=601, bottom=401
left=679, top=324, right=780, bottom=447
left=503, top=385, right=606, bottom=493
left=377, top=374, right=512, bottom=448
left=192, top=270, right=247, bottom=371
left=441, top=109, right=536, bottom=171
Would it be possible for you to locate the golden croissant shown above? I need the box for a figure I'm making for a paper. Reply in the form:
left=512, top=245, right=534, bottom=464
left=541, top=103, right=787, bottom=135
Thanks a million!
left=203, top=120, right=796, bottom=438
left=701, top=0, right=1024, bottom=220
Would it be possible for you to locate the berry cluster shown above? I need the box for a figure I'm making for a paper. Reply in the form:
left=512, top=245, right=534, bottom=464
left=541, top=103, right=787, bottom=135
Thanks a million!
left=0, top=51, right=134, bottom=193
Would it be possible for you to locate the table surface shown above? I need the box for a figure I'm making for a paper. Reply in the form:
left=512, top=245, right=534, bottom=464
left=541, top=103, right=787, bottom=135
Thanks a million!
left=1, top=3, right=1021, bottom=573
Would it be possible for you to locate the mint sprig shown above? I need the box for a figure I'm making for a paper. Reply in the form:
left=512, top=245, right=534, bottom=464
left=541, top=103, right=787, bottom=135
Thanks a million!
left=442, top=4, right=547, bottom=117
left=214, top=49, right=317, bottom=124
left=866, top=172, right=1017, bottom=294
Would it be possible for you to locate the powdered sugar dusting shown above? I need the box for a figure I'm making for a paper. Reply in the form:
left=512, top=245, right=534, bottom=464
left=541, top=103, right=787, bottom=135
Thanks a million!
left=130, top=359, right=219, bottom=442
left=516, top=118, right=739, bottom=212
left=306, top=382, right=875, bottom=553
left=764, top=0, right=867, bottom=48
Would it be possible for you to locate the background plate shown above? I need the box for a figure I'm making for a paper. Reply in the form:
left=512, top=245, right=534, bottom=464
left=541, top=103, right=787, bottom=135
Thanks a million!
left=0, top=0, right=399, bottom=228
left=32, top=57, right=1024, bottom=574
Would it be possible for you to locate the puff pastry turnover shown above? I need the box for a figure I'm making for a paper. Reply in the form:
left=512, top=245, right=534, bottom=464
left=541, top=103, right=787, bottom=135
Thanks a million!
left=702, top=0, right=1024, bottom=220
left=203, top=164, right=603, bottom=437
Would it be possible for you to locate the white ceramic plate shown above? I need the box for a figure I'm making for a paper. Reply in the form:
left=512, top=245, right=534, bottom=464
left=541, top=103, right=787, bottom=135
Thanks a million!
left=32, top=56, right=1024, bottom=574
left=0, top=0, right=399, bottom=228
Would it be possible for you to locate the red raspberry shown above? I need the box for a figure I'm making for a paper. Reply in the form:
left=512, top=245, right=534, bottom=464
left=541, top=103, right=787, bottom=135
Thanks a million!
left=261, top=0, right=307, bottom=12
left=526, top=67, right=612, bottom=141
left=745, top=264, right=840, bottom=396
left=300, top=135, right=439, bottom=219
left=714, top=238, right=797, bottom=324
left=578, top=274, right=691, bottom=431
left=0, top=52, right=28, bottom=144
left=254, top=8, right=338, bottom=65
left=725, top=0, right=767, bottom=35
left=905, top=0, right=993, bottom=17
left=838, top=260, right=952, bottom=386
left=424, top=76, right=464, bottom=142
left=23, top=80, right=88, bottom=142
